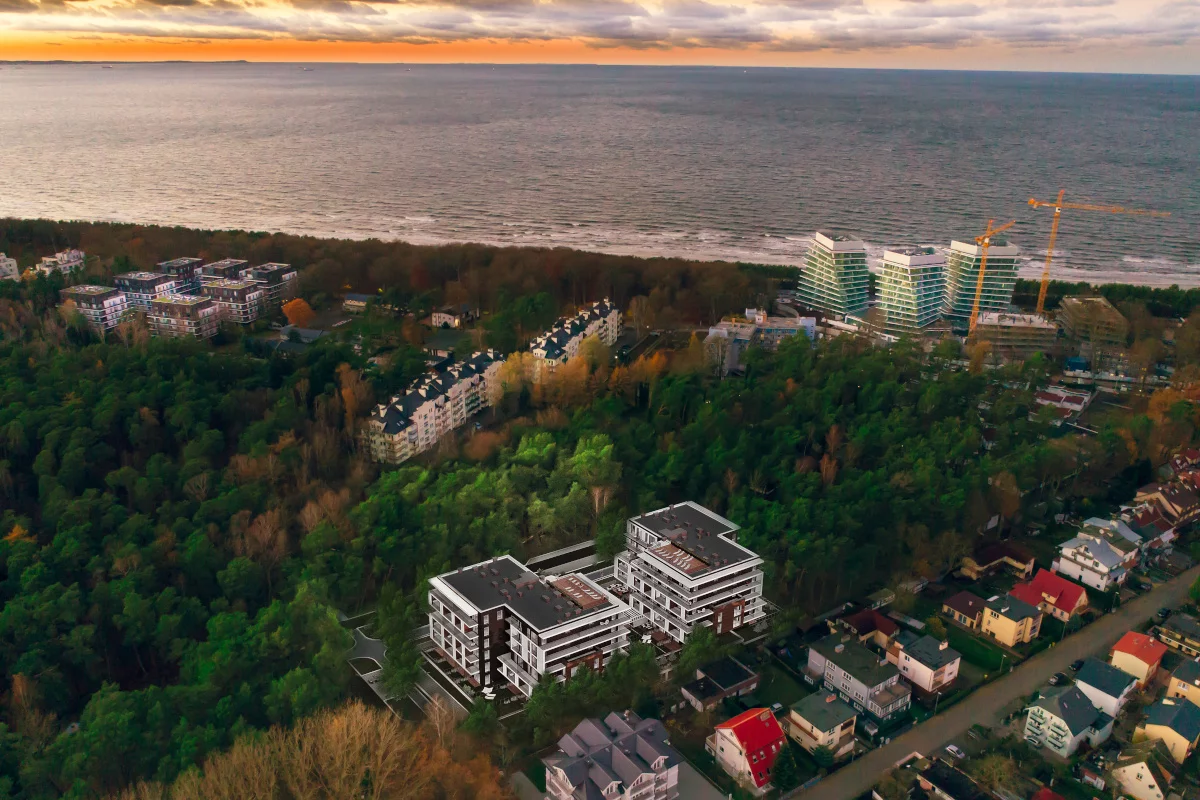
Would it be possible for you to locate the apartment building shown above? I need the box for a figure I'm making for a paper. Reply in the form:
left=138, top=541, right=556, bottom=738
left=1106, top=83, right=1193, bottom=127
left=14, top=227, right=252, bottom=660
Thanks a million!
left=201, top=279, right=265, bottom=325
left=1024, top=685, right=1113, bottom=757
left=796, top=232, right=869, bottom=318
left=877, top=246, right=945, bottom=337
left=705, top=308, right=816, bottom=375
left=0, top=253, right=18, bottom=280
left=981, top=594, right=1042, bottom=647
left=157, top=257, right=204, bottom=294
left=806, top=634, right=912, bottom=724
left=37, top=249, right=86, bottom=276
left=60, top=285, right=128, bottom=335
left=543, top=711, right=681, bottom=800
left=114, top=271, right=180, bottom=312
left=886, top=632, right=961, bottom=694
left=1158, top=613, right=1200, bottom=658
left=146, top=294, right=220, bottom=340
left=1053, top=520, right=1140, bottom=591
left=786, top=691, right=857, bottom=761
left=529, top=299, right=623, bottom=379
left=198, top=258, right=249, bottom=282
left=614, top=502, right=765, bottom=643
left=942, top=238, right=1020, bottom=326
left=363, top=350, right=502, bottom=464
left=968, top=312, right=1059, bottom=361
left=1059, top=296, right=1129, bottom=350
left=243, top=262, right=299, bottom=309
left=427, top=554, right=631, bottom=697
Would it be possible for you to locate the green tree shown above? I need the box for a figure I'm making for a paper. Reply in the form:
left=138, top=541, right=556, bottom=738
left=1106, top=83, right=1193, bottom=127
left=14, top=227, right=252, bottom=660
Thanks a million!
left=772, top=742, right=802, bottom=790
left=811, top=744, right=835, bottom=770
left=925, top=615, right=948, bottom=641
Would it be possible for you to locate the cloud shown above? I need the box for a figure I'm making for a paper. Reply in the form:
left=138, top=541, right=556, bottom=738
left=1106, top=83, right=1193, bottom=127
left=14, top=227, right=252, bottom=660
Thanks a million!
left=0, top=0, right=38, bottom=10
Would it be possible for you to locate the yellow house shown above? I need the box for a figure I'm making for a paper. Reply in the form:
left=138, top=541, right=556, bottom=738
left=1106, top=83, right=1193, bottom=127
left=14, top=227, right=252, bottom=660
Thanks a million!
left=1135, top=699, right=1200, bottom=764
left=981, top=594, right=1042, bottom=647
left=1167, top=659, right=1200, bottom=708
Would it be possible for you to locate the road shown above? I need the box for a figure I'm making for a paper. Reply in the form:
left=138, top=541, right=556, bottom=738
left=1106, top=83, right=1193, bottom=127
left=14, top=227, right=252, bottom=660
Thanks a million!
left=796, top=565, right=1200, bottom=800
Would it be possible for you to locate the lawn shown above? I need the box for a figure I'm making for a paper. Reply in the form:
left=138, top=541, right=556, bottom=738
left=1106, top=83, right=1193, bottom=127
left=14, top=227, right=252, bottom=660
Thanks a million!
left=753, top=661, right=812, bottom=710
left=946, top=626, right=1008, bottom=672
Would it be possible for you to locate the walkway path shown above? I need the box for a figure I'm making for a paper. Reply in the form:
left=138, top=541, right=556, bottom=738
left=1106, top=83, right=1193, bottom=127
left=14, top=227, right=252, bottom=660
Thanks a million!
left=794, top=565, right=1200, bottom=800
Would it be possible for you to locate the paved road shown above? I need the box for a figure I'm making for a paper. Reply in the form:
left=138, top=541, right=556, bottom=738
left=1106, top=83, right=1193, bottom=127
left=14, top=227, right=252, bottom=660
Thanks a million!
left=796, top=565, right=1200, bottom=800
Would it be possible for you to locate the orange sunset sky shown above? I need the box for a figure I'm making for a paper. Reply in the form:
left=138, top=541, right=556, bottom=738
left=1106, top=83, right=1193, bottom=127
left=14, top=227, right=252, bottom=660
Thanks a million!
left=1, top=0, right=1198, bottom=72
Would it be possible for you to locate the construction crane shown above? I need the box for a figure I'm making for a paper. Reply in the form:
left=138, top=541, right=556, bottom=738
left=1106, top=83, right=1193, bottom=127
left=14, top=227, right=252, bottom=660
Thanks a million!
left=968, top=218, right=1017, bottom=335
left=1028, top=190, right=1170, bottom=314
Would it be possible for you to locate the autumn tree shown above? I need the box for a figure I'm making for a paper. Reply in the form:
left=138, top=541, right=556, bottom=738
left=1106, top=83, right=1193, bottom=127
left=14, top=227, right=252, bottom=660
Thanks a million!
left=282, top=297, right=316, bottom=328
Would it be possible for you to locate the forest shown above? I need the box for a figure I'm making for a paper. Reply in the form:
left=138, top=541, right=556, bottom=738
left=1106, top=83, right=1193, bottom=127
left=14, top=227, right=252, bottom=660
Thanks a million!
left=1, top=218, right=1197, bottom=798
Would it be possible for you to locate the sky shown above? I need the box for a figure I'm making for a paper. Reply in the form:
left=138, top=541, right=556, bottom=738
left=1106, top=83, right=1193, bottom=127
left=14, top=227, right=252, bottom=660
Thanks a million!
left=1, top=0, right=1198, bottom=73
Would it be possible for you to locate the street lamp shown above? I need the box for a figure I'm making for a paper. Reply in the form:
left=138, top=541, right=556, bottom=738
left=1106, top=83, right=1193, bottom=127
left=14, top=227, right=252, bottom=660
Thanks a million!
left=934, top=690, right=942, bottom=716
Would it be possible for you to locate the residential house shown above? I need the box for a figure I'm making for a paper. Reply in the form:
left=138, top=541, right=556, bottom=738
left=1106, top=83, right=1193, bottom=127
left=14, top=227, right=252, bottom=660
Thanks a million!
left=529, top=299, right=623, bottom=380
left=1024, top=685, right=1114, bottom=757
left=1122, top=503, right=1177, bottom=556
left=1135, top=699, right=1200, bottom=764
left=1136, top=481, right=1200, bottom=530
left=1158, top=613, right=1200, bottom=658
left=706, top=708, right=787, bottom=796
left=785, top=691, right=856, bottom=761
left=36, top=249, right=86, bottom=276
left=1033, top=387, right=1094, bottom=420
left=680, top=656, right=759, bottom=713
left=615, top=503, right=765, bottom=643
left=886, top=633, right=961, bottom=695
left=427, top=554, right=631, bottom=698
left=1111, top=739, right=1177, bottom=800
left=1053, top=520, right=1140, bottom=591
left=1008, top=568, right=1089, bottom=622
left=941, top=591, right=986, bottom=630
left=60, top=285, right=128, bottom=335
left=806, top=634, right=912, bottom=726
left=704, top=308, right=816, bottom=375
left=0, top=253, right=18, bottom=280
left=1075, top=657, right=1137, bottom=717
left=431, top=303, right=478, bottom=329
left=981, top=594, right=1042, bottom=647
left=1111, top=631, right=1169, bottom=689
left=543, top=711, right=681, bottom=800
left=833, top=607, right=899, bottom=650
left=960, top=541, right=1035, bottom=581
left=916, top=759, right=994, bottom=800
left=1167, top=658, right=1200, bottom=707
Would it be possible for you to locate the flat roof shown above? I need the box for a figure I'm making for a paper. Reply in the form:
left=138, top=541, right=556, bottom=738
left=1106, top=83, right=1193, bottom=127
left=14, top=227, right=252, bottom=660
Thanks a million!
left=203, top=279, right=259, bottom=290
left=116, top=271, right=171, bottom=282
left=251, top=262, right=293, bottom=273
left=151, top=294, right=211, bottom=307
left=158, top=257, right=203, bottom=269
left=436, top=555, right=617, bottom=632
left=631, top=503, right=756, bottom=575
left=63, top=284, right=118, bottom=296
left=202, top=258, right=247, bottom=269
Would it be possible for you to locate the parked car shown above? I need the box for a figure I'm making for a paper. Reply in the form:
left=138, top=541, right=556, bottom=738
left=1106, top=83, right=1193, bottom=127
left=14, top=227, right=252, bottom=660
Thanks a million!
left=770, top=703, right=784, bottom=715
left=1070, top=659, right=1085, bottom=672
left=946, top=745, right=966, bottom=760
left=1159, top=607, right=1173, bottom=618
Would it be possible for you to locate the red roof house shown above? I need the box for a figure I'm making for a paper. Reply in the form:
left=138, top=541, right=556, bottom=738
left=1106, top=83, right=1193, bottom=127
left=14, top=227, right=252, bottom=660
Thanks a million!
left=1111, top=631, right=1169, bottom=688
left=1009, top=569, right=1088, bottom=623
left=707, top=708, right=787, bottom=793
left=1031, top=788, right=1066, bottom=800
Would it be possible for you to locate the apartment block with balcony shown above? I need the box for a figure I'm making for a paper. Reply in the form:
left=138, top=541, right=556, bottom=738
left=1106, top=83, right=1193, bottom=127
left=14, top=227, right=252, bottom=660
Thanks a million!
left=60, top=285, right=128, bottom=335
left=806, top=634, right=912, bottom=725
left=942, top=238, right=1020, bottom=327
left=1158, top=613, right=1200, bottom=658
left=147, top=294, right=219, bottom=340
left=705, top=308, right=816, bottom=376
left=201, top=279, right=265, bottom=325
left=614, top=502, right=765, bottom=644
left=427, top=554, right=631, bottom=698
left=0, top=253, right=18, bottom=280
left=968, top=312, right=1059, bottom=361
left=157, top=257, right=204, bottom=294
left=37, top=249, right=86, bottom=276
left=114, top=271, right=180, bottom=312
left=543, top=711, right=681, bottom=800
left=877, top=246, right=945, bottom=337
left=362, top=350, right=502, bottom=464
left=1053, top=519, right=1141, bottom=591
left=1024, top=685, right=1113, bottom=757
left=198, top=258, right=249, bottom=283
left=796, top=232, right=869, bottom=319
left=529, top=298, right=623, bottom=380
left=243, top=262, right=298, bottom=309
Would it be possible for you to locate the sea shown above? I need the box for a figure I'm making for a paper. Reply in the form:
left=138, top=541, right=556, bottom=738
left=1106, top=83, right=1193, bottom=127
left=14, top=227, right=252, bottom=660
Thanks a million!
left=0, top=63, right=1196, bottom=286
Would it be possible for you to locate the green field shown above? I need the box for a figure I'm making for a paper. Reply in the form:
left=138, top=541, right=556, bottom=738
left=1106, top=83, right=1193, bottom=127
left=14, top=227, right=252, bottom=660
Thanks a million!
left=946, top=626, right=1008, bottom=672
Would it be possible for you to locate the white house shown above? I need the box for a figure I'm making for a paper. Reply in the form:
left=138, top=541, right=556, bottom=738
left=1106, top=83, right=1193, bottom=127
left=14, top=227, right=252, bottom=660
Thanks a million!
left=807, top=634, right=912, bottom=725
left=529, top=299, right=623, bottom=380
left=1075, top=657, right=1136, bottom=717
left=886, top=632, right=961, bottom=695
left=1024, top=685, right=1113, bottom=757
left=0, top=253, right=18, bottom=280
left=1112, top=740, right=1177, bottom=800
left=1053, top=520, right=1140, bottom=591
left=36, top=249, right=85, bottom=276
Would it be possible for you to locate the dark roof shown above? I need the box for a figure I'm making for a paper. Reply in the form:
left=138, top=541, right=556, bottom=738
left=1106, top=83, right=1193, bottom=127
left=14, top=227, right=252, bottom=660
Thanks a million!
left=1076, top=657, right=1135, bottom=699
left=699, top=656, right=757, bottom=692
left=1173, top=658, right=1200, bottom=686
left=1033, top=685, right=1105, bottom=736
left=901, top=635, right=961, bottom=670
left=630, top=502, right=755, bottom=575
left=1116, top=739, right=1177, bottom=790
left=989, top=593, right=1041, bottom=623
left=942, top=591, right=986, bottom=620
left=681, top=676, right=723, bottom=704
left=920, top=761, right=992, bottom=800
left=790, top=691, right=856, bottom=733
left=811, top=634, right=899, bottom=689
left=973, top=541, right=1033, bottom=566
left=1145, top=699, right=1200, bottom=742
left=367, top=350, right=500, bottom=436
left=543, top=712, right=681, bottom=796
left=839, top=608, right=899, bottom=638
left=1163, top=613, right=1200, bottom=641
left=435, top=554, right=616, bottom=633
left=343, top=293, right=376, bottom=303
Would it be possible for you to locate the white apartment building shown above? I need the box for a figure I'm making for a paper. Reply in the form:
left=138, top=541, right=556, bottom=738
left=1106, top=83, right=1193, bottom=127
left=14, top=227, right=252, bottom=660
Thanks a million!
left=363, top=350, right=502, bottom=464
left=615, top=502, right=765, bottom=643
left=428, top=555, right=631, bottom=697
left=705, top=309, right=816, bottom=376
left=530, top=299, right=623, bottom=380
left=37, top=249, right=86, bottom=276
left=886, top=633, right=961, bottom=694
left=0, top=253, right=18, bottom=281
left=114, top=272, right=180, bottom=312
left=807, top=634, right=912, bottom=724
left=1053, top=520, right=1140, bottom=591
left=942, top=238, right=1020, bottom=325
left=543, top=712, right=681, bottom=800
left=877, top=246, right=945, bottom=337
left=1024, top=685, right=1113, bottom=757
left=796, top=232, right=869, bottom=318
left=60, top=285, right=129, bottom=335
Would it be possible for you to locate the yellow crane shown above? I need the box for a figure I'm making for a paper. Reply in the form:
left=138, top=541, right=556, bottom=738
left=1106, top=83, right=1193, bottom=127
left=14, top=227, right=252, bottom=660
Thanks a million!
left=1028, top=190, right=1170, bottom=314
left=968, top=218, right=1017, bottom=335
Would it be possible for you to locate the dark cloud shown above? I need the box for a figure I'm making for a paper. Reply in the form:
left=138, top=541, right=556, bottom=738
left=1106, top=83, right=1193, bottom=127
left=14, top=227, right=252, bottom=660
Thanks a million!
left=0, top=0, right=39, bottom=10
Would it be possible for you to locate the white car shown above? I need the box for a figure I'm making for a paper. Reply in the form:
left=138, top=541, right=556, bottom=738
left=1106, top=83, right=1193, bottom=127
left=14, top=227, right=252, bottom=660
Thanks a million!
left=945, top=745, right=966, bottom=760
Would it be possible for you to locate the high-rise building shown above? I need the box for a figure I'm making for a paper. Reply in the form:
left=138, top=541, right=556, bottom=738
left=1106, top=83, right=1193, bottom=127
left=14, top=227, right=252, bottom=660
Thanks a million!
left=796, top=232, right=869, bottom=318
left=157, top=257, right=205, bottom=294
left=114, top=271, right=180, bottom=311
left=877, top=246, right=945, bottom=337
left=942, top=238, right=1020, bottom=326
left=60, top=285, right=128, bottom=335
left=201, top=279, right=265, bottom=325
left=147, top=294, right=220, bottom=340
left=199, top=258, right=249, bottom=283
left=244, top=263, right=298, bottom=309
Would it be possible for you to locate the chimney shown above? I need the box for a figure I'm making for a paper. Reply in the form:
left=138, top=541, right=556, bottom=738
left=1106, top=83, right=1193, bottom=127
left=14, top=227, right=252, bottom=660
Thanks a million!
left=825, top=694, right=835, bottom=704
left=940, top=640, right=949, bottom=650
left=834, top=644, right=845, bottom=653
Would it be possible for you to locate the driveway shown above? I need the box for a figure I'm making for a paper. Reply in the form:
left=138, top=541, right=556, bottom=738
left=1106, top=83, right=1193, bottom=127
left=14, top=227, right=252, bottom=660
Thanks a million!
left=794, top=566, right=1200, bottom=800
